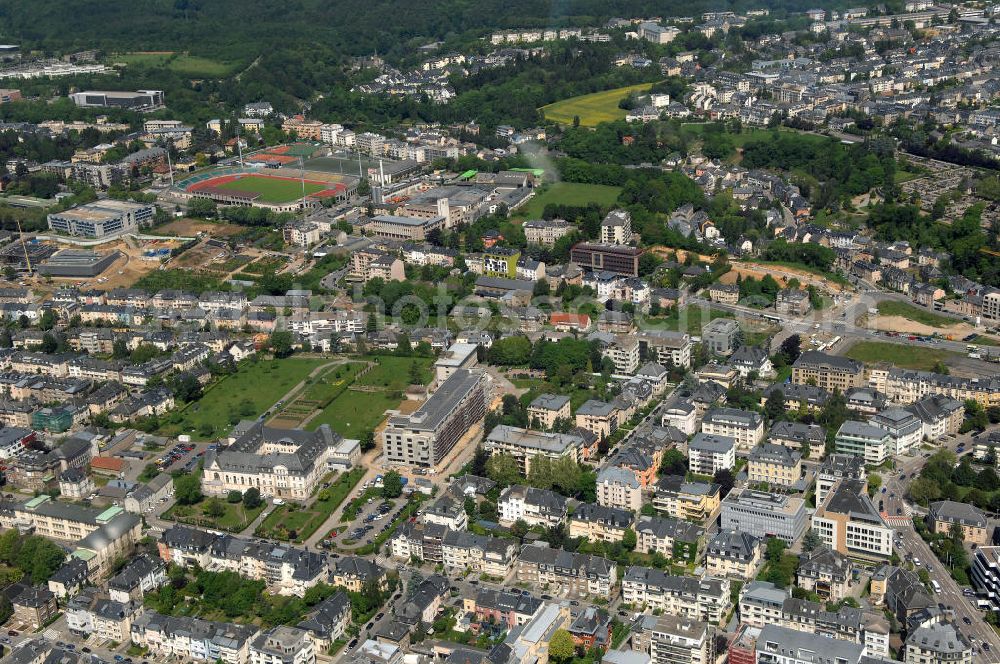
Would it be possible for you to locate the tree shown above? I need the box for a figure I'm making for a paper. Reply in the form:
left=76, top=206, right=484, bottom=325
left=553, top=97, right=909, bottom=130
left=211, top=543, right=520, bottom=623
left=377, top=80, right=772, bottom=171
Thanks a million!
left=360, top=429, right=376, bottom=452
left=713, top=468, right=735, bottom=498
left=867, top=472, right=882, bottom=498
left=776, top=334, right=802, bottom=365
left=169, top=373, right=203, bottom=402
left=622, top=527, right=637, bottom=551
left=764, top=389, right=786, bottom=422
left=226, top=490, right=243, bottom=503
left=243, top=487, right=262, bottom=509
left=187, top=197, right=217, bottom=219
left=382, top=471, right=403, bottom=498
left=511, top=519, right=530, bottom=539
left=548, top=629, right=576, bottom=663
left=486, top=453, right=521, bottom=486
left=660, top=449, right=688, bottom=476
left=803, top=529, right=823, bottom=553
left=174, top=474, right=203, bottom=505
left=269, top=331, right=295, bottom=358
left=205, top=498, right=226, bottom=518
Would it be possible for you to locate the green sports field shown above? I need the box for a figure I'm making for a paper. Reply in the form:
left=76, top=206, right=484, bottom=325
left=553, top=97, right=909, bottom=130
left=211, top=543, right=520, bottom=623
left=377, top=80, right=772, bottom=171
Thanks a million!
left=541, top=82, right=656, bottom=127
left=216, top=175, right=326, bottom=204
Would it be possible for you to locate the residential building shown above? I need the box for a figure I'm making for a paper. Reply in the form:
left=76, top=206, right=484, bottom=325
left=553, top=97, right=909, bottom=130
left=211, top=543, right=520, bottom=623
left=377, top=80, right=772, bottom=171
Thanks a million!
left=576, top=399, right=619, bottom=439
left=642, top=614, right=714, bottom=664
left=927, top=500, right=988, bottom=545
left=636, top=331, right=692, bottom=369
left=702, top=319, right=741, bottom=356
left=382, top=369, right=489, bottom=470
left=755, top=624, right=865, bottom=664
left=569, top=606, right=612, bottom=650
left=202, top=421, right=346, bottom=501
left=903, top=618, right=972, bottom=664
left=720, top=489, right=808, bottom=544
left=869, top=408, right=922, bottom=456
left=65, top=587, right=138, bottom=643
left=653, top=475, right=721, bottom=523
left=484, top=424, right=582, bottom=474
left=601, top=209, right=633, bottom=245
left=635, top=515, right=704, bottom=563
left=524, top=218, right=573, bottom=247
left=816, top=454, right=866, bottom=506
left=498, top=484, right=567, bottom=527
left=775, top=289, right=811, bottom=316
left=249, top=626, right=315, bottom=664
left=905, top=394, right=964, bottom=441
left=688, top=433, right=736, bottom=475
left=747, top=443, right=801, bottom=487
left=662, top=399, right=697, bottom=435
left=796, top=546, right=854, bottom=602
left=516, top=543, right=617, bottom=598
left=620, top=567, right=731, bottom=623
left=596, top=466, right=642, bottom=511
left=835, top=421, right=892, bottom=465
left=297, top=592, right=351, bottom=651
left=527, top=393, right=571, bottom=430
left=705, top=530, right=763, bottom=581
left=130, top=611, right=257, bottom=664
left=701, top=408, right=764, bottom=449
left=11, top=585, right=58, bottom=630
left=463, top=588, right=542, bottom=631
left=108, top=553, right=167, bottom=603
left=812, top=480, right=893, bottom=560
left=568, top=502, right=634, bottom=543
left=791, top=352, right=865, bottom=392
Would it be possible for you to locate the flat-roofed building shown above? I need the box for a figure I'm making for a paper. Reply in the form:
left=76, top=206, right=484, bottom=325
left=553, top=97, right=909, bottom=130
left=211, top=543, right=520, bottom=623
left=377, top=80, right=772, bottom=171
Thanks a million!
left=434, top=342, right=478, bottom=384
left=701, top=407, right=764, bottom=449
left=366, top=214, right=446, bottom=241
left=382, top=368, right=489, bottom=470
left=653, top=475, right=721, bottom=523
left=641, top=613, right=714, bottom=664
left=688, top=433, right=736, bottom=475
left=720, top=489, right=808, bottom=544
left=869, top=407, right=922, bottom=456
left=47, top=200, right=155, bottom=239
left=835, top=421, right=892, bottom=465
left=570, top=242, right=643, bottom=276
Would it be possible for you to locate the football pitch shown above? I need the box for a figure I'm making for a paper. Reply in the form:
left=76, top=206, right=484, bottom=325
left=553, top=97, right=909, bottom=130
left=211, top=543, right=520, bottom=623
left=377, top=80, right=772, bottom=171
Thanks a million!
left=215, top=174, right=326, bottom=203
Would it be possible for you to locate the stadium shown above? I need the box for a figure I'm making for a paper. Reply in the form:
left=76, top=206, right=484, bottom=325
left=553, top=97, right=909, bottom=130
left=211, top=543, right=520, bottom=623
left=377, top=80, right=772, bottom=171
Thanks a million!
left=178, top=165, right=357, bottom=213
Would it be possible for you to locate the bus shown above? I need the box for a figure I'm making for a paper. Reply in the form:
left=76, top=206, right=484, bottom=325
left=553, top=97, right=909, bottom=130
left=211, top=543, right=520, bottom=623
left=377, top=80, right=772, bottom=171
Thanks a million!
left=931, top=580, right=942, bottom=594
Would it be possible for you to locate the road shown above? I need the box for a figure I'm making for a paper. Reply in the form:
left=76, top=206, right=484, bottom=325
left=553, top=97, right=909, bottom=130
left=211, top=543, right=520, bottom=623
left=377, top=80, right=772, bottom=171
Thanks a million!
left=881, top=426, right=1000, bottom=663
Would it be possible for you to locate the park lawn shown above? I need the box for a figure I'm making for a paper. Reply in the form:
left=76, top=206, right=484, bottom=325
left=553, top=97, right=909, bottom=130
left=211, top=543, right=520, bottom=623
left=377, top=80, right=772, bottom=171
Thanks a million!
left=161, top=358, right=329, bottom=439
left=642, top=306, right=734, bottom=335
left=540, top=82, right=656, bottom=127
left=164, top=500, right=265, bottom=533
left=353, top=356, right=434, bottom=390
left=844, top=341, right=962, bottom=371
left=876, top=300, right=955, bottom=328
left=515, top=182, right=622, bottom=218
left=216, top=175, right=326, bottom=204
left=307, top=390, right=401, bottom=437
left=256, top=467, right=365, bottom=542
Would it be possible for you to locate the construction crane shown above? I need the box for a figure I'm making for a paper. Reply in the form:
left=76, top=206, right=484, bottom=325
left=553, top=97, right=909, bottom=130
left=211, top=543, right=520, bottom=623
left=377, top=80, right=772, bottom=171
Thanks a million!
left=13, top=216, right=32, bottom=279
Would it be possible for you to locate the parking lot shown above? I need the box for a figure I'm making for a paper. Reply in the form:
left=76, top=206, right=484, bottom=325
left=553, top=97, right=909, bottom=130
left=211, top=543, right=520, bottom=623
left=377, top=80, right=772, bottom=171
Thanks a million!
left=320, top=477, right=407, bottom=549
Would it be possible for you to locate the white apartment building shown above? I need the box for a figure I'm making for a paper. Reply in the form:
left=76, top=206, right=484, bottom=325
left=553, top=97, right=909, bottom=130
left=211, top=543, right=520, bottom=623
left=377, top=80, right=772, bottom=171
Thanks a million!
left=701, top=408, right=764, bottom=449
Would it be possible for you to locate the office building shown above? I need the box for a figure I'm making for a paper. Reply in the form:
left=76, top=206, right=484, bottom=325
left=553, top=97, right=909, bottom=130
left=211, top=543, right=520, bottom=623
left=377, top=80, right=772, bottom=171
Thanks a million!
left=702, top=319, right=741, bottom=356
left=382, top=369, right=489, bottom=469
left=812, top=480, right=893, bottom=560
left=720, top=489, right=808, bottom=544
left=48, top=200, right=155, bottom=238
left=71, top=90, right=164, bottom=110
left=570, top=242, right=643, bottom=276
